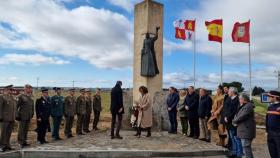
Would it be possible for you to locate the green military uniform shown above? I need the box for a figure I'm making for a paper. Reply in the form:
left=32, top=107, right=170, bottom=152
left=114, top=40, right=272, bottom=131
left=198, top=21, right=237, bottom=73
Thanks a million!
left=50, top=94, right=64, bottom=139
left=83, top=95, right=92, bottom=132
left=76, top=94, right=87, bottom=135
left=64, top=95, right=76, bottom=137
left=16, top=93, right=34, bottom=145
left=0, top=93, right=17, bottom=149
left=92, top=94, right=102, bottom=130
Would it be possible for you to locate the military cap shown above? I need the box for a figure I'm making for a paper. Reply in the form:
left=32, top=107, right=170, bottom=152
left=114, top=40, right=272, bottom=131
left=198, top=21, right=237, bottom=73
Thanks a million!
left=25, top=84, right=32, bottom=88
left=4, top=84, right=13, bottom=89
left=85, top=89, right=91, bottom=92
left=268, top=90, right=280, bottom=98
left=69, top=88, right=75, bottom=91
left=80, top=88, right=85, bottom=92
left=41, top=87, right=48, bottom=92
left=53, top=87, right=62, bottom=91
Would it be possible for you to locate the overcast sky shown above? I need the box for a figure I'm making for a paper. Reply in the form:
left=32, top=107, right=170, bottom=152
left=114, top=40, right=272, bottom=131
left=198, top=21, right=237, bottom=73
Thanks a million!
left=0, top=0, right=279, bottom=90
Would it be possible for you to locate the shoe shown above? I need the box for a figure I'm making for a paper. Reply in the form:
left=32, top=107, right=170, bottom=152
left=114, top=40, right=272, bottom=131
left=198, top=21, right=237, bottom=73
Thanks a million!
left=43, top=141, right=49, bottom=144
left=77, top=133, right=85, bottom=135
left=115, top=135, right=123, bottom=139
left=205, top=139, right=211, bottom=143
left=188, top=135, right=194, bottom=137
left=67, top=135, right=74, bottom=138
left=111, top=136, right=115, bottom=139
left=0, top=147, right=5, bottom=152
left=23, top=143, right=31, bottom=146
left=39, top=141, right=44, bottom=144
left=84, top=130, right=90, bottom=133
left=199, top=138, right=206, bottom=141
left=193, top=136, right=199, bottom=139
left=5, top=146, right=14, bottom=151
left=55, top=137, right=62, bottom=141
left=146, top=132, right=151, bottom=137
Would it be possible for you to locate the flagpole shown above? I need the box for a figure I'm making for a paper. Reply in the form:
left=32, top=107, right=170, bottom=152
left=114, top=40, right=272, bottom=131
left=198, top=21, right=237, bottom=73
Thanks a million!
left=193, top=19, right=196, bottom=88
left=220, top=42, right=223, bottom=85
left=249, top=42, right=252, bottom=100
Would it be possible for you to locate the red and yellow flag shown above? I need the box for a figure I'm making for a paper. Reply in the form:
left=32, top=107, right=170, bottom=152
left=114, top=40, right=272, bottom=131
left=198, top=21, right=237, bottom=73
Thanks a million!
left=173, top=20, right=186, bottom=40
left=205, top=19, right=223, bottom=43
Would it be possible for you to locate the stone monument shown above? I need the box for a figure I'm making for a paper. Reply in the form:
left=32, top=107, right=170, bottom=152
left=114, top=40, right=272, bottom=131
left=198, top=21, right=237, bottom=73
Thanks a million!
left=133, top=0, right=163, bottom=100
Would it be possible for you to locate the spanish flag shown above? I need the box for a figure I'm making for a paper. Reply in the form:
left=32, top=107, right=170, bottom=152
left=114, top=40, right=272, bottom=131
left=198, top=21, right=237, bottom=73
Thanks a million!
left=205, top=19, right=223, bottom=43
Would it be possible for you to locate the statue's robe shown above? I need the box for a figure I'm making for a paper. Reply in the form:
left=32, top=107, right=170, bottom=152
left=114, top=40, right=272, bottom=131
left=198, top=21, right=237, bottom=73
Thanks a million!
left=141, top=35, right=159, bottom=77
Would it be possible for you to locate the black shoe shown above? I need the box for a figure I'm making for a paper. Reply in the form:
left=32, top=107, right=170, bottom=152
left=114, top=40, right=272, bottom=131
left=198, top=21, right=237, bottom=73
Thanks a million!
left=193, top=136, right=199, bottom=139
left=67, top=135, right=74, bottom=138
left=111, top=136, right=115, bottom=139
left=84, top=130, right=90, bottom=133
left=23, top=143, right=31, bottom=146
left=39, top=141, right=45, bottom=144
left=5, top=146, right=14, bottom=151
left=146, top=132, right=151, bottom=137
left=199, top=138, right=206, bottom=141
left=188, top=135, right=194, bottom=137
left=43, top=141, right=49, bottom=144
left=205, top=139, right=211, bottom=143
left=55, top=137, right=62, bottom=141
left=115, top=135, right=123, bottom=139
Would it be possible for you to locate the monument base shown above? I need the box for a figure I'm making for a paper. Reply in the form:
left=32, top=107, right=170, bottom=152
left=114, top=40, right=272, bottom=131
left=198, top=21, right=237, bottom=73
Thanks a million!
left=123, top=90, right=170, bottom=131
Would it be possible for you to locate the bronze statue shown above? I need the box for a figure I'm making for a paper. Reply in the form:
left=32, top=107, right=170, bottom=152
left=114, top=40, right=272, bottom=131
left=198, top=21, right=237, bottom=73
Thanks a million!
left=141, top=27, right=160, bottom=77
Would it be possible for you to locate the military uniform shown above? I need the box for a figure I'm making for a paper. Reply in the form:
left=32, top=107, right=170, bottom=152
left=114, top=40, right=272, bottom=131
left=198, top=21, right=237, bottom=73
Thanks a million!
left=76, top=93, right=87, bottom=135
left=36, top=94, right=51, bottom=143
left=50, top=94, right=64, bottom=139
left=0, top=92, right=17, bottom=150
left=16, top=93, right=34, bottom=146
left=92, top=94, right=102, bottom=130
left=64, top=94, right=76, bottom=137
left=83, top=94, right=92, bottom=132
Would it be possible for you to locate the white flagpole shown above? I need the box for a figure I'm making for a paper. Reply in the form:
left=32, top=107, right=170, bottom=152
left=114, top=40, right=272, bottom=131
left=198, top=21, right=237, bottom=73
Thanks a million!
left=221, top=42, right=223, bottom=85
left=193, top=19, right=196, bottom=88
left=249, top=42, right=252, bottom=100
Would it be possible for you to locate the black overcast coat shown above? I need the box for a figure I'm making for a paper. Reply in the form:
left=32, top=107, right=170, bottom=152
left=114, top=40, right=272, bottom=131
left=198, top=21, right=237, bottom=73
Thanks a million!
left=110, top=84, right=124, bottom=115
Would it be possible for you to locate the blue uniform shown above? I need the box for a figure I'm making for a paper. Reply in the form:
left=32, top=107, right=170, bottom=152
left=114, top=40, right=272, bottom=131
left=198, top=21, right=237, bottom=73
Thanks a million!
left=50, top=95, right=64, bottom=139
left=266, top=102, right=280, bottom=158
left=35, top=96, right=51, bottom=143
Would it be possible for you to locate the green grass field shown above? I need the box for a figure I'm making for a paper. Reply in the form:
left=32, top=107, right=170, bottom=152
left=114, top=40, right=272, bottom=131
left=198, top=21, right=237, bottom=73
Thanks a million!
left=253, top=98, right=268, bottom=116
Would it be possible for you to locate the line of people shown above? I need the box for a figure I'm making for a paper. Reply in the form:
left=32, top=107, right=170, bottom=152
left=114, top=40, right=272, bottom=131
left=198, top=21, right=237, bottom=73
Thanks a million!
left=167, top=85, right=257, bottom=158
left=0, top=84, right=102, bottom=152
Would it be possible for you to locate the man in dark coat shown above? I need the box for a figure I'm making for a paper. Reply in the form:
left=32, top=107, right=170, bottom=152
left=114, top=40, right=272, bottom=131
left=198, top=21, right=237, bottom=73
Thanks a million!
left=266, top=90, right=280, bottom=158
left=185, top=86, right=200, bottom=139
left=110, top=81, right=124, bottom=139
left=223, top=85, right=231, bottom=148
left=198, top=88, right=212, bottom=142
left=141, top=27, right=160, bottom=77
left=63, top=88, right=76, bottom=138
left=35, top=88, right=51, bottom=144
left=166, top=87, right=179, bottom=134
left=0, top=85, right=17, bottom=152
left=233, top=93, right=256, bottom=158
left=220, top=87, right=242, bottom=157
left=50, top=87, right=64, bottom=140
left=92, top=88, right=102, bottom=130
left=16, top=84, right=34, bottom=148
left=76, top=88, right=87, bottom=135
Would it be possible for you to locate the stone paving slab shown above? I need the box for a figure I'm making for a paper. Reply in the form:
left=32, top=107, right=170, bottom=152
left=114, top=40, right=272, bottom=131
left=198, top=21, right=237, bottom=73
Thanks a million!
left=0, top=130, right=227, bottom=158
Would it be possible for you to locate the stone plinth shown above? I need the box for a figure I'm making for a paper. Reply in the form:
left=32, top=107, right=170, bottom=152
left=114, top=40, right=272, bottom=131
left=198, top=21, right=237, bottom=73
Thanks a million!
left=133, top=0, right=163, bottom=101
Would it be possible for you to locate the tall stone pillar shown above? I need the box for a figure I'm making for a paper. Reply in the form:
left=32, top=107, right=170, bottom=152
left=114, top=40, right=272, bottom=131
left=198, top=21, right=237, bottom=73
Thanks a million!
left=133, top=0, right=163, bottom=100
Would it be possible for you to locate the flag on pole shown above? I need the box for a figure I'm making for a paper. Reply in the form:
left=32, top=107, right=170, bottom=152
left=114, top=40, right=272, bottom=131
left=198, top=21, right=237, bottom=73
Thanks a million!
left=205, top=19, right=223, bottom=43
left=184, top=20, right=195, bottom=40
left=232, top=21, right=250, bottom=43
left=173, top=20, right=186, bottom=40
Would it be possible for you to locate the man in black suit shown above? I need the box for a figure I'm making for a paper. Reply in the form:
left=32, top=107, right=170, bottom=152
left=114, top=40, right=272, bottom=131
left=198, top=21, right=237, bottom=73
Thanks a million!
left=35, top=88, right=51, bottom=144
left=110, top=81, right=124, bottom=139
left=185, top=86, right=200, bottom=139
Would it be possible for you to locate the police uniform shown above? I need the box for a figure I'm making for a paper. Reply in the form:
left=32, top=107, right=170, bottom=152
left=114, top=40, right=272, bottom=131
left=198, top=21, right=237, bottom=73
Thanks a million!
left=76, top=89, right=87, bottom=135
left=50, top=87, right=64, bottom=140
left=0, top=85, right=17, bottom=151
left=17, top=92, right=34, bottom=146
left=64, top=89, right=76, bottom=138
left=35, top=88, right=51, bottom=144
left=266, top=90, right=280, bottom=158
left=83, top=90, right=92, bottom=133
